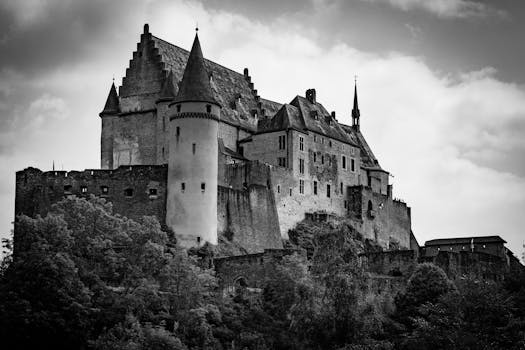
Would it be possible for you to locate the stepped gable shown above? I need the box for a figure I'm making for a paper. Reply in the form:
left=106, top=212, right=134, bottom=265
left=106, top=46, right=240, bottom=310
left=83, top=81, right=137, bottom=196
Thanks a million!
left=290, top=95, right=358, bottom=146
left=151, top=35, right=281, bottom=131
left=340, top=123, right=382, bottom=169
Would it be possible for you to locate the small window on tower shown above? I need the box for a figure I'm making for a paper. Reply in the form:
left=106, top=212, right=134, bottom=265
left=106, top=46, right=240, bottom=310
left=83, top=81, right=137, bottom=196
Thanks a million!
left=197, top=236, right=201, bottom=243
left=124, top=188, right=133, bottom=197
left=176, top=126, right=180, bottom=137
left=181, top=183, right=185, bottom=192
left=321, top=155, right=324, bottom=164
left=351, top=159, right=355, bottom=172
left=327, top=184, right=331, bottom=198
left=206, top=104, right=212, bottom=113
left=192, top=143, right=196, bottom=155
left=81, top=186, right=88, bottom=194
left=149, top=188, right=158, bottom=196
left=176, top=104, right=181, bottom=113
left=100, top=186, right=109, bottom=194
left=340, top=182, right=343, bottom=194
left=289, top=188, right=292, bottom=196
left=277, top=185, right=281, bottom=193
left=201, top=182, right=206, bottom=192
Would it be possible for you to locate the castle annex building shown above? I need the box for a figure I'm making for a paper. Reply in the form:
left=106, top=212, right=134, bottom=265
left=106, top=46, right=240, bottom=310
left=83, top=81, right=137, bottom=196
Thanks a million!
left=15, top=25, right=416, bottom=253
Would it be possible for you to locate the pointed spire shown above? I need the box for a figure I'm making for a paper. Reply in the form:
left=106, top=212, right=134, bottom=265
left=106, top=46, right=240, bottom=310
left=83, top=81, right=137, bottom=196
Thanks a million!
left=352, top=78, right=360, bottom=130
left=100, top=81, right=120, bottom=116
left=158, top=70, right=176, bottom=101
left=173, top=32, right=220, bottom=106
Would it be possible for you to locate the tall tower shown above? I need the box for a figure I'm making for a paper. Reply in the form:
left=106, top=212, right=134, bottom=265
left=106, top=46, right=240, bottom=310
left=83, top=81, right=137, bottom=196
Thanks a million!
left=352, top=81, right=360, bottom=131
left=166, top=31, right=221, bottom=248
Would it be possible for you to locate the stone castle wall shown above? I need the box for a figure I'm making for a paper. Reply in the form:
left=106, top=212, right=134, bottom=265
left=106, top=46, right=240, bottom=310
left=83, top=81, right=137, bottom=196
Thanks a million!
left=348, top=185, right=411, bottom=249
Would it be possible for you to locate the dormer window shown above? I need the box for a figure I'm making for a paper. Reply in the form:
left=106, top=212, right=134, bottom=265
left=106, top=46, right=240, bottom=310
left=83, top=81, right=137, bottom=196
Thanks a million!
left=310, top=110, right=318, bottom=120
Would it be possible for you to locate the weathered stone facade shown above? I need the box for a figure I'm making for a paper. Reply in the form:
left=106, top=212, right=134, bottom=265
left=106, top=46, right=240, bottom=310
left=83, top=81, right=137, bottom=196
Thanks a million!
left=15, top=24, right=416, bottom=254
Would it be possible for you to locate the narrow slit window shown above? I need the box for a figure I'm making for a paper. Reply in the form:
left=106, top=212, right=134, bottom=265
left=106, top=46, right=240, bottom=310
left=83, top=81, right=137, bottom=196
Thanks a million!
left=313, top=181, right=318, bottom=195
left=340, top=182, right=343, bottom=194
left=206, top=104, right=212, bottom=113
left=181, top=182, right=185, bottom=192
left=176, top=126, right=180, bottom=138
left=192, top=143, right=196, bottom=155
left=327, top=184, right=331, bottom=198
left=176, top=104, right=181, bottom=112
left=201, top=182, right=206, bottom=192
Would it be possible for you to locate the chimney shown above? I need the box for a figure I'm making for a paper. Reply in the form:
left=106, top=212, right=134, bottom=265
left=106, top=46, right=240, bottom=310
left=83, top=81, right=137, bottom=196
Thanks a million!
left=306, top=89, right=316, bottom=104
left=387, top=184, right=393, bottom=198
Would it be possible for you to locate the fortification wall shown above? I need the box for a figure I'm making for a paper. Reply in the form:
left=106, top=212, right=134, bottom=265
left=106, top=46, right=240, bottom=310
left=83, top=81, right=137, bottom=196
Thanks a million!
left=348, top=186, right=411, bottom=249
left=360, top=250, right=417, bottom=277
left=214, top=249, right=300, bottom=293
left=15, top=166, right=168, bottom=223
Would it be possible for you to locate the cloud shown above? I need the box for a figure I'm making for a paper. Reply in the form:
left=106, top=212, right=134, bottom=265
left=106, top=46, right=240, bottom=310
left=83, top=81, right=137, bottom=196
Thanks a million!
left=361, top=0, right=505, bottom=19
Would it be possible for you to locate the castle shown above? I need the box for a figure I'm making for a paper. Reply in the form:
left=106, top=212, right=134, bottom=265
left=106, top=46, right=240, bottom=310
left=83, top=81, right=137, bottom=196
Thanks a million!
left=15, top=24, right=417, bottom=254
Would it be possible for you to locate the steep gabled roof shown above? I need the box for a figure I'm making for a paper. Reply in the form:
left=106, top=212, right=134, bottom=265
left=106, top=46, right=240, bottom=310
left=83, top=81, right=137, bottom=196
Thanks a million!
left=290, top=96, right=357, bottom=146
left=340, top=123, right=382, bottom=169
left=100, top=82, right=120, bottom=115
left=257, top=104, right=305, bottom=133
left=173, top=33, right=219, bottom=105
left=151, top=35, right=281, bottom=131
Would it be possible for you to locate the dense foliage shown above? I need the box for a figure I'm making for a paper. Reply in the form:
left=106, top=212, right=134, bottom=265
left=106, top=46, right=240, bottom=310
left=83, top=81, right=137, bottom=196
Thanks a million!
left=0, top=196, right=524, bottom=349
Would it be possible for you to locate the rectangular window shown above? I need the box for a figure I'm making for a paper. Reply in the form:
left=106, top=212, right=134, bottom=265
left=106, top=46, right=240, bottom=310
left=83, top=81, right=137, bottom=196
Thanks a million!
left=299, top=136, right=304, bottom=151
left=299, top=158, right=304, bottom=174
left=342, top=155, right=347, bottom=169
left=321, top=155, right=324, bottom=164
left=279, top=135, right=286, bottom=150
left=344, top=200, right=347, bottom=209
left=192, top=143, right=196, bottom=154
left=327, top=184, right=331, bottom=198
left=289, top=188, right=292, bottom=196
left=81, top=186, right=88, bottom=194
left=201, top=182, right=205, bottom=192
left=329, top=140, right=332, bottom=148
left=313, top=135, right=317, bottom=142
left=340, top=182, right=343, bottom=194
left=176, top=126, right=180, bottom=137
left=181, top=182, right=186, bottom=192
left=149, top=188, right=158, bottom=196
left=313, top=153, right=317, bottom=163
left=278, top=157, right=286, bottom=167
left=277, top=185, right=281, bottom=193
left=299, top=180, right=304, bottom=194
left=313, top=181, right=318, bottom=195
left=351, top=159, right=355, bottom=172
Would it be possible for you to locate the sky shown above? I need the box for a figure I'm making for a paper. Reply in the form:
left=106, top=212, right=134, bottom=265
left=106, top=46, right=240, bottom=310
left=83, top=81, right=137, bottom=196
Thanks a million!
left=0, top=0, right=524, bottom=259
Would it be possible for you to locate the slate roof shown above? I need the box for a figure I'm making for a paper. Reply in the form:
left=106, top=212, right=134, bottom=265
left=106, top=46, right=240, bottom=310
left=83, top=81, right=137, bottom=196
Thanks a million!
left=152, top=35, right=276, bottom=131
left=173, top=33, right=219, bottom=105
left=340, top=123, right=383, bottom=170
left=425, top=236, right=506, bottom=246
left=100, top=82, right=120, bottom=115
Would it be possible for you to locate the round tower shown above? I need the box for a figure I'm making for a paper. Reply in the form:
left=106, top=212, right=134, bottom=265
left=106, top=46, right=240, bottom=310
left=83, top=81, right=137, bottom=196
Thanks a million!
left=166, top=32, right=221, bottom=248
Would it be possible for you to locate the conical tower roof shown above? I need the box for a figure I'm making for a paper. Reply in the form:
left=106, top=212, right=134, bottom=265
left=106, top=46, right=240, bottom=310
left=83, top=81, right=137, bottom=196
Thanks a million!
left=100, top=82, right=120, bottom=115
left=173, top=33, right=220, bottom=106
left=159, top=70, right=176, bottom=101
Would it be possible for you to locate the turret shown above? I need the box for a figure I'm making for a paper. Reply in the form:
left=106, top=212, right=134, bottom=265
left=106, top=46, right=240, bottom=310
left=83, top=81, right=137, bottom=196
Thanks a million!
left=352, top=80, right=360, bottom=131
left=166, top=30, right=221, bottom=248
left=100, top=81, right=120, bottom=169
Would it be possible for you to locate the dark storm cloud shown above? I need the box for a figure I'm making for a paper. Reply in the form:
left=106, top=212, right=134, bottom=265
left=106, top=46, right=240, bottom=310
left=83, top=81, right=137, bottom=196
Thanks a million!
left=0, top=0, right=140, bottom=77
